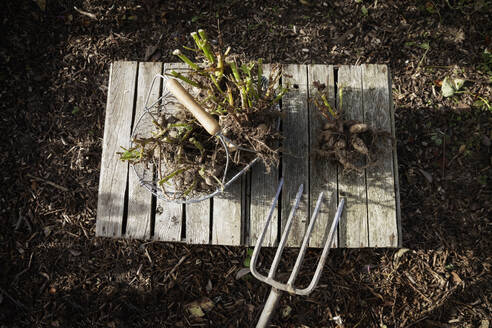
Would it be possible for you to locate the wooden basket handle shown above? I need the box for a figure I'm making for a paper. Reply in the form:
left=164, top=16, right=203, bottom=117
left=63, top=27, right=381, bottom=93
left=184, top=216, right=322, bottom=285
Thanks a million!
left=166, top=79, right=221, bottom=136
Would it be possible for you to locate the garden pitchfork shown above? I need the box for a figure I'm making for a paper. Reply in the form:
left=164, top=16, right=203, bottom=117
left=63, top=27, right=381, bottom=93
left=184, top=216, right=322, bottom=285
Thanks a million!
left=250, top=178, right=345, bottom=328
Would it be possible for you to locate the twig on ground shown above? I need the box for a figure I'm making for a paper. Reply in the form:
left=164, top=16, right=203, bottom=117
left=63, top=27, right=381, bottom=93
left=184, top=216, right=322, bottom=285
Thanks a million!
left=163, top=254, right=188, bottom=283
left=26, top=173, right=69, bottom=192
left=0, top=286, right=27, bottom=310
left=74, top=6, right=97, bottom=20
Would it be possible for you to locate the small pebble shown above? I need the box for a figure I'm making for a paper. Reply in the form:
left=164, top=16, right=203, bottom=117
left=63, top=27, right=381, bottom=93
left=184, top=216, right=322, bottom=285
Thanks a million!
left=482, top=135, right=491, bottom=147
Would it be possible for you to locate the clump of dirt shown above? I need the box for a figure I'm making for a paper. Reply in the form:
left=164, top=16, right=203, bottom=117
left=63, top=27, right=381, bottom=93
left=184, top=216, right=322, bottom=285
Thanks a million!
left=312, top=81, right=393, bottom=173
left=119, top=30, right=285, bottom=200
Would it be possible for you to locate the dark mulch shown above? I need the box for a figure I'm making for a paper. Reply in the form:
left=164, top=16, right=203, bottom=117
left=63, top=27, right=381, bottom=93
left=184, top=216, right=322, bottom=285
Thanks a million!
left=1, top=1, right=491, bottom=327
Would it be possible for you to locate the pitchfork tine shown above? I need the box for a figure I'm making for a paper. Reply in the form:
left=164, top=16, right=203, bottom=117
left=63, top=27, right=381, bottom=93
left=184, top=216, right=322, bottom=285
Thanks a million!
left=251, top=178, right=345, bottom=328
left=286, top=190, right=324, bottom=287
left=268, top=183, right=303, bottom=278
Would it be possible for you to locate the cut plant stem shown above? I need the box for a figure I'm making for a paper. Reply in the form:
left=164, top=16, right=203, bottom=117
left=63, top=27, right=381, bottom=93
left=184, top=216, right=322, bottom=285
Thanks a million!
left=198, top=29, right=214, bottom=64
left=173, top=49, right=199, bottom=71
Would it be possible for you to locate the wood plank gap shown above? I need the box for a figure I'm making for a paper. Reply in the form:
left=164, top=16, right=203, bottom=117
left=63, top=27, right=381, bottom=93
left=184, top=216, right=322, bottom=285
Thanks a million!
left=122, top=169, right=130, bottom=236
left=361, top=68, right=370, bottom=247
left=276, top=68, right=283, bottom=247
left=389, top=70, right=402, bottom=247
left=334, top=66, right=340, bottom=248
left=181, top=204, right=186, bottom=242
left=306, top=65, right=311, bottom=229
left=150, top=187, right=156, bottom=238
left=242, top=173, right=250, bottom=246
left=209, top=198, right=213, bottom=244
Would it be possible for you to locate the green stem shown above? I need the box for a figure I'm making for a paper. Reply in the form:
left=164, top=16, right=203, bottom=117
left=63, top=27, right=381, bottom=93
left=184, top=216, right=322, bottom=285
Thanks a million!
left=321, top=94, right=336, bottom=118
left=226, top=85, right=234, bottom=106
left=257, top=59, right=263, bottom=98
left=172, top=49, right=199, bottom=71
left=210, top=74, right=224, bottom=94
left=272, top=87, right=288, bottom=104
left=229, top=61, right=241, bottom=83
left=158, top=168, right=185, bottom=186
left=169, top=70, right=201, bottom=89
left=197, top=29, right=214, bottom=64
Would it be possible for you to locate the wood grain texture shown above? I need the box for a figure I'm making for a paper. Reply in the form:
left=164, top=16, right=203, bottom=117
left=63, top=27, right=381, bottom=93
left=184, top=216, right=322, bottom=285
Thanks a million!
left=212, top=181, right=242, bottom=245
left=250, top=64, right=279, bottom=247
left=307, top=65, right=338, bottom=248
left=362, top=64, right=398, bottom=247
left=154, top=63, right=187, bottom=242
left=337, top=65, right=369, bottom=248
left=126, top=62, right=162, bottom=239
left=96, top=61, right=137, bottom=238
left=281, top=64, right=309, bottom=247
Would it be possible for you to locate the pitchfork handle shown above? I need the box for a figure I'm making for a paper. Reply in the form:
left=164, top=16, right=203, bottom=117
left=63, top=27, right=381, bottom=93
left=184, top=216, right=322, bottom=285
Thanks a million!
left=256, top=287, right=282, bottom=328
left=166, top=79, right=221, bottom=136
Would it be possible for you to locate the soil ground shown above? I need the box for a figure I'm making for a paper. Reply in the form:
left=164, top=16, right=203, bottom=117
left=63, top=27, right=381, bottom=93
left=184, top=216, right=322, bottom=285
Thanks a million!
left=1, top=1, right=491, bottom=327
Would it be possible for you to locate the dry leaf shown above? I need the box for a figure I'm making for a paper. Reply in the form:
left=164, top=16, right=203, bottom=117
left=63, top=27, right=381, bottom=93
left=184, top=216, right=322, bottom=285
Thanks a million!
left=393, top=248, right=410, bottom=265
left=281, top=305, right=292, bottom=318
left=450, top=271, right=462, bottom=284
left=186, top=297, right=215, bottom=318
left=198, top=297, right=215, bottom=312
left=69, top=249, right=81, bottom=256
left=235, top=268, right=250, bottom=280
left=418, top=168, right=433, bottom=183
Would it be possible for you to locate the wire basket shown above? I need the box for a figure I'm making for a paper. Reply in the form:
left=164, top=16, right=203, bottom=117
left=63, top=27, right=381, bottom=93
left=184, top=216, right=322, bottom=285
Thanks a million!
left=130, top=70, right=273, bottom=204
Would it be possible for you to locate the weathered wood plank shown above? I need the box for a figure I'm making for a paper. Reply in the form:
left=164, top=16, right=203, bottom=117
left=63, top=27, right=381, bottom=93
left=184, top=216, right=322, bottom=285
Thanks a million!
left=337, top=65, right=369, bottom=248
left=212, top=181, right=242, bottom=245
left=362, top=64, right=398, bottom=247
left=281, top=64, right=309, bottom=247
left=154, top=63, right=187, bottom=242
left=250, top=64, right=279, bottom=247
left=307, top=65, right=338, bottom=248
left=96, top=61, right=137, bottom=238
left=126, top=62, right=162, bottom=239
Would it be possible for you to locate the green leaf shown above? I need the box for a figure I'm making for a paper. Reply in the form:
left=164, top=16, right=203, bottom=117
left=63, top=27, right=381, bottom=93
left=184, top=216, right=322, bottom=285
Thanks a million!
left=404, top=41, right=416, bottom=47
left=243, top=248, right=254, bottom=268
left=472, top=100, right=484, bottom=108
left=71, top=106, right=80, bottom=114
left=191, top=15, right=200, bottom=23
left=361, top=5, right=368, bottom=16
left=419, top=42, right=430, bottom=50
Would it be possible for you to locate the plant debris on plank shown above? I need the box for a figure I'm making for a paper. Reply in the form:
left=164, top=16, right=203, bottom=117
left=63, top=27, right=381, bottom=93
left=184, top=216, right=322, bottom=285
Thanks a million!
left=312, top=81, right=393, bottom=174
left=118, top=29, right=287, bottom=200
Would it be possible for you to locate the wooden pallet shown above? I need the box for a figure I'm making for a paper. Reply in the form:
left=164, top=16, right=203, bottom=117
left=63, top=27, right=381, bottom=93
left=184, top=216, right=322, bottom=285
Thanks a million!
left=96, top=62, right=401, bottom=248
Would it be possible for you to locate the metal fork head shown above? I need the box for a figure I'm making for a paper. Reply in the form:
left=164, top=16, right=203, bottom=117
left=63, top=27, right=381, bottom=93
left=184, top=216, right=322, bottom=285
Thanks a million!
left=250, top=178, right=345, bottom=296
